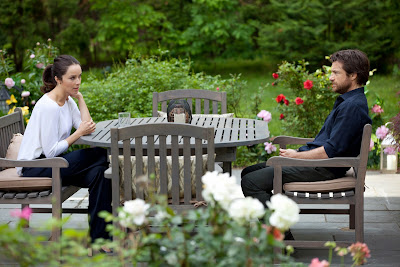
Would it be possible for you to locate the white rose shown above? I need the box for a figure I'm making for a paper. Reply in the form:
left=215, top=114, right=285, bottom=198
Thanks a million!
left=119, top=199, right=150, bottom=227
left=267, top=194, right=299, bottom=231
left=229, top=197, right=265, bottom=224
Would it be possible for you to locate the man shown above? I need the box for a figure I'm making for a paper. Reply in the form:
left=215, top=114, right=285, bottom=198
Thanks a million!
left=241, top=49, right=372, bottom=210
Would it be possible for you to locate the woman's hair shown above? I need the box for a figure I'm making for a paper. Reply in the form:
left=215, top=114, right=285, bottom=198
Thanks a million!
left=40, top=55, right=80, bottom=93
left=330, top=49, right=370, bottom=86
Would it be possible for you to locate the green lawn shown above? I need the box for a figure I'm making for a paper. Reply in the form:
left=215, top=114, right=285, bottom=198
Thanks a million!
left=195, top=59, right=400, bottom=137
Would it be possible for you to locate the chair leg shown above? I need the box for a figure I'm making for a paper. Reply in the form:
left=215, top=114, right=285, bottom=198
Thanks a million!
left=355, top=203, right=364, bottom=243
left=22, top=204, right=29, bottom=228
left=349, top=204, right=355, bottom=229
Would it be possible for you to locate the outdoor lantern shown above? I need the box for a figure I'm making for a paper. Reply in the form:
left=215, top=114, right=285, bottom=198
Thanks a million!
left=380, top=134, right=398, bottom=174
left=0, top=86, right=11, bottom=115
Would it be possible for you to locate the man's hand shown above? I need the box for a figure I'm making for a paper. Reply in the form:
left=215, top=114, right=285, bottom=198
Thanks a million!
left=279, top=148, right=298, bottom=158
left=279, top=146, right=329, bottom=159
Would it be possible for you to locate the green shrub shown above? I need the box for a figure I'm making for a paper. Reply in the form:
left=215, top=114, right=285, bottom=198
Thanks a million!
left=81, top=52, right=247, bottom=122
left=270, top=60, right=337, bottom=138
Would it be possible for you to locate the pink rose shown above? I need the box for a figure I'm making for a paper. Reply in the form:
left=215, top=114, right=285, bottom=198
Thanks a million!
left=36, top=63, right=44, bottom=69
left=295, top=97, right=304, bottom=105
left=257, top=110, right=272, bottom=122
left=304, top=79, right=313, bottom=90
left=31, top=100, right=36, bottom=105
left=348, top=242, right=370, bottom=265
left=21, top=91, right=30, bottom=97
left=30, top=54, right=35, bottom=59
left=309, top=258, right=330, bottom=267
left=20, top=79, right=26, bottom=84
left=11, top=206, right=32, bottom=220
left=4, top=77, right=15, bottom=89
left=369, top=138, right=374, bottom=151
left=264, top=142, right=277, bottom=154
left=376, top=125, right=389, bottom=140
left=272, top=73, right=279, bottom=79
left=371, top=104, right=384, bottom=114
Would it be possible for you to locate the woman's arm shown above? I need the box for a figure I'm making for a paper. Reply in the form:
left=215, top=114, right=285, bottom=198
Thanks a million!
left=73, top=92, right=91, bottom=122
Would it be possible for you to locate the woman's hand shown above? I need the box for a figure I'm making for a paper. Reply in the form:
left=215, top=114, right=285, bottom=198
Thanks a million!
left=70, top=91, right=83, bottom=100
left=76, top=120, right=96, bottom=136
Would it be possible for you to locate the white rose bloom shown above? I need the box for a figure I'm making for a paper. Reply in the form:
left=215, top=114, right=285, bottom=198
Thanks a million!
left=266, top=194, right=300, bottom=231
left=118, top=199, right=150, bottom=227
left=201, top=171, right=244, bottom=210
left=154, top=210, right=169, bottom=222
left=229, top=197, right=265, bottom=224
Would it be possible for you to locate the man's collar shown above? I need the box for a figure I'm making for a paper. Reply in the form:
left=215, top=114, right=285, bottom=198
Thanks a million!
left=339, top=87, right=364, bottom=100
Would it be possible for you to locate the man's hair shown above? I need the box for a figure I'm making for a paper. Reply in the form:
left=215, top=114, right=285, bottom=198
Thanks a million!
left=330, top=49, right=370, bottom=86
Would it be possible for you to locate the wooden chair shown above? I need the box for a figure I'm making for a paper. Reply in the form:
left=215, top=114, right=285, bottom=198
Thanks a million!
left=105, top=123, right=215, bottom=221
left=0, top=108, right=86, bottom=242
left=152, top=89, right=227, bottom=116
left=267, top=124, right=372, bottom=248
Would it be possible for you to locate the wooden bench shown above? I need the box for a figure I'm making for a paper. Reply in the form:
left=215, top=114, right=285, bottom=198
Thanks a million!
left=0, top=108, right=87, bottom=242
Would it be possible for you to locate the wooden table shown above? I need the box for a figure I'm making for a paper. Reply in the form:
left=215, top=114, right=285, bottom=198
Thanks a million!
left=77, top=116, right=269, bottom=174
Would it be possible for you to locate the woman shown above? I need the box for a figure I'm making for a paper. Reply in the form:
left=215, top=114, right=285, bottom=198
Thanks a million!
left=17, top=55, right=112, bottom=244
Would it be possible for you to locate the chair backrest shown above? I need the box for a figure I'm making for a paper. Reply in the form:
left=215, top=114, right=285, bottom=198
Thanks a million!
left=110, top=123, right=215, bottom=208
left=354, top=124, right=372, bottom=187
left=152, top=89, right=227, bottom=116
left=0, top=108, right=25, bottom=158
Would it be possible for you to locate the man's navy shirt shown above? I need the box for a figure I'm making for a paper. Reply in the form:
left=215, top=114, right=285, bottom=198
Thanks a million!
left=298, top=87, right=372, bottom=177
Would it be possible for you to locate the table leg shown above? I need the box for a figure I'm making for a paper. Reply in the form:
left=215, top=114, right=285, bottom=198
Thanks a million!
left=222, top=162, right=232, bottom=176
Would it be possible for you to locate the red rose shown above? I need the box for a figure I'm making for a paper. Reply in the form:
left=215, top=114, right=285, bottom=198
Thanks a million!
left=284, top=99, right=289, bottom=106
left=272, top=82, right=276, bottom=86
left=275, top=94, right=286, bottom=103
left=303, top=79, right=313, bottom=90
left=280, top=113, right=284, bottom=120
left=295, top=97, right=304, bottom=105
left=272, top=73, right=279, bottom=79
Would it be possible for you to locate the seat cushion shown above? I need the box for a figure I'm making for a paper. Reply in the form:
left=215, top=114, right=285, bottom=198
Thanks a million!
left=0, top=168, right=52, bottom=191
left=114, top=154, right=211, bottom=200
left=283, top=177, right=357, bottom=193
left=5, top=133, right=23, bottom=160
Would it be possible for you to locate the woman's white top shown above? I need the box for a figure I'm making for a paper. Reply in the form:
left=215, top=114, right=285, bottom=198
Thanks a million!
left=17, top=94, right=81, bottom=176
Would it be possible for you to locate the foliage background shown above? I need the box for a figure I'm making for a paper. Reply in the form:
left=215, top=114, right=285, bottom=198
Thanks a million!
left=0, top=0, right=399, bottom=73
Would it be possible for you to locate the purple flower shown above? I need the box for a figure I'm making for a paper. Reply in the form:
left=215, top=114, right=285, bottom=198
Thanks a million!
left=384, top=146, right=397, bottom=155
left=264, top=142, right=277, bottom=154
left=376, top=125, right=390, bottom=140
left=4, top=78, right=15, bottom=89
left=21, top=91, right=30, bottom=97
left=257, top=110, right=272, bottom=123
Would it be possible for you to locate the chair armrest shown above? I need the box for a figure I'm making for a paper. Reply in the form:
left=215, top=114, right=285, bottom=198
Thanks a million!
left=272, top=136, right=314, bottom=148
left=267, top=156, right=360, bottom=168
left=0, top=158, right=69, bottom=168
left=104, top=167, right=112, bottom=179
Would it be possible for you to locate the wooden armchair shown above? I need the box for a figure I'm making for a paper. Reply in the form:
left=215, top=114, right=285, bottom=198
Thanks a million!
left=267, top=124, right=372, bottom=248
left=105, top=123, right=215, bottom=222
left=152, top=89, right=227, bottom=116
left=0, top=108, right=86, bottom=242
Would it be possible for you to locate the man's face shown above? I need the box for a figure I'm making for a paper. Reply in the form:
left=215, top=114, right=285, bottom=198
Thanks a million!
left=329, top=61, right=353, bottom=94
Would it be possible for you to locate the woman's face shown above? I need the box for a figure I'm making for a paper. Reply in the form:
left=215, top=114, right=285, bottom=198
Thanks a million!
left=58, top=64, right=82, bottom=97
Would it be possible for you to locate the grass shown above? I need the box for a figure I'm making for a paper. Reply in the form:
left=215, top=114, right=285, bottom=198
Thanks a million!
left=195, top=59, right=400, bottom=137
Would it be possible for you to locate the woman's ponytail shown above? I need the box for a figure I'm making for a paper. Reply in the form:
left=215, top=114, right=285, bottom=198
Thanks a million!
left=40, top=64, right=56, bottom=93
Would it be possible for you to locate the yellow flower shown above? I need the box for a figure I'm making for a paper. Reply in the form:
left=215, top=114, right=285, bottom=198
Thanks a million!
left=21, top=106, right=29, bottom=116
left=6, top=94, right=17, bottom=105
left=7, top=106, right=16, bottom=114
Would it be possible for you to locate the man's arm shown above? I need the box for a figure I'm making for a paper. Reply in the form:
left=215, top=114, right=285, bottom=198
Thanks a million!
left=279, top=147, right=328, bottom=159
